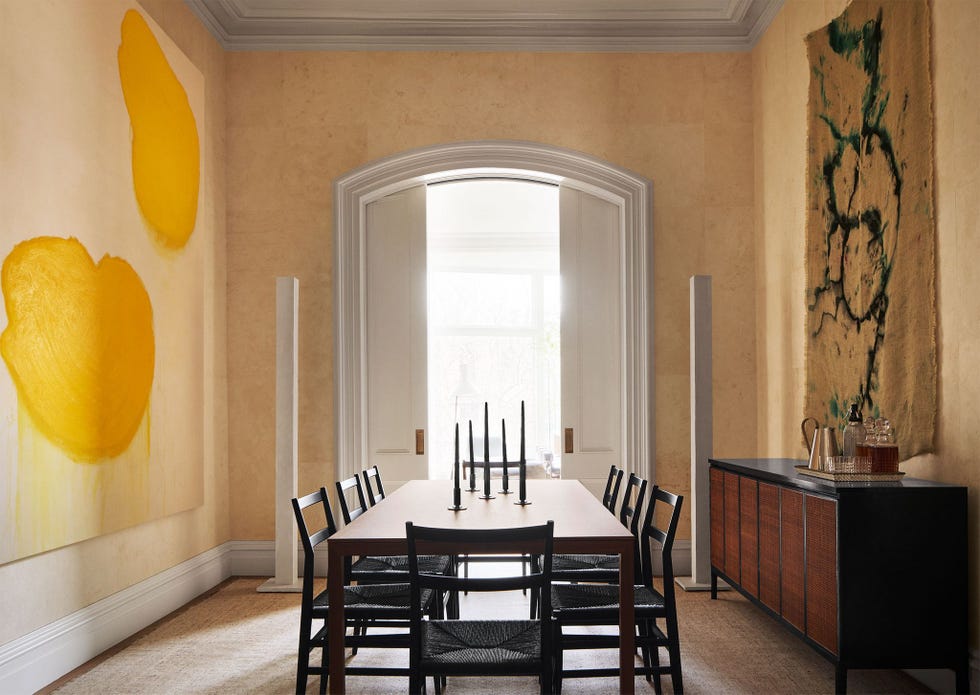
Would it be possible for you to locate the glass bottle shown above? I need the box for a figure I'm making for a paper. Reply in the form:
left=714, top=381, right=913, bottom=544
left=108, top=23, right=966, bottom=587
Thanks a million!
left=842, top=402, right=864, bottom=457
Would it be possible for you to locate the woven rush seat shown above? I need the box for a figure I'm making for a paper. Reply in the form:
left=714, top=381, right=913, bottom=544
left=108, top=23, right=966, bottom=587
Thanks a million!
left=551, top=553, right=619, bottom=580
left=351, top=553, right=451, bottom=579
left=420, top=619, right=541, bottom=667
left=313, top=583, right=436, bottom=617
left=552, top=582, right=664, bottom=616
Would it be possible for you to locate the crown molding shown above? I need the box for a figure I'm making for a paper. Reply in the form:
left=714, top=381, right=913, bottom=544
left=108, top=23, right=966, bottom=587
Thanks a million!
left=184, top=0, right=784, bottom=52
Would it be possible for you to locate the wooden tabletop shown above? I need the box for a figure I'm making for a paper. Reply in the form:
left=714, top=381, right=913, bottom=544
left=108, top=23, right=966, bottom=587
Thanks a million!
left=329, top=479, right=631, bottom=548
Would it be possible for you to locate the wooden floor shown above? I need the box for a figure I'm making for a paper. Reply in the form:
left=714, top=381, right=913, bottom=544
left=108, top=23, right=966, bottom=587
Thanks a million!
left=42, top=571, right=936, bottom=694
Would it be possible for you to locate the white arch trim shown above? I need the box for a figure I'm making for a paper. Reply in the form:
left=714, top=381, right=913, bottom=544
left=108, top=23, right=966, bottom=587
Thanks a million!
left=334, top=140, right=654, bottom=484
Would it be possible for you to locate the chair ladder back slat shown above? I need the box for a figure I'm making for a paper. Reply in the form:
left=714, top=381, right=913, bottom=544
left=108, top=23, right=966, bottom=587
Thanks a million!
left=640, top=486, right=684, bottom=590
left=601, top=465, right=619, bottom=511
left=604, top=468, right=625, bottom=513
left=336, top=475, right=368, bottom=524
left=619, top=472, right=648, bottom=530
left=362, top=465, right=386, bottom=506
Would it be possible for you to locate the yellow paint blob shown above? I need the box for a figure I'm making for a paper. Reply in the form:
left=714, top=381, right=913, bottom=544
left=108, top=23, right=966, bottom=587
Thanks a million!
left=1, top=237, right=155, bottom=462
left=118, top=9, right=199, bottom=249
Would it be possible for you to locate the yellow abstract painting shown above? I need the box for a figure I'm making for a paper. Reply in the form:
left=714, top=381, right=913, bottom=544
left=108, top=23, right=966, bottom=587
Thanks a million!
left=1, top=236, right=155, bottom=462
left=118, top=9, right=200, bottom=250
left=0, top=2, right=205, bottom=562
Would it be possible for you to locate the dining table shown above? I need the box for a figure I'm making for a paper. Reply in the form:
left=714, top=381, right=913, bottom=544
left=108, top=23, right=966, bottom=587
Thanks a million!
left=326, top=478, right=637, bottom=693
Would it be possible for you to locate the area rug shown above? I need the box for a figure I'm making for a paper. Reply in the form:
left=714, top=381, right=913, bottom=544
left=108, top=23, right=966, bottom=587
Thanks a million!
left=804, top=0, right=936, bottom=457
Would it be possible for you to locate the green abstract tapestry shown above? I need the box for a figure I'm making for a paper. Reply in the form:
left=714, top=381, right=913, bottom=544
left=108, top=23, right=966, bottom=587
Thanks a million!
left=805, top=0, right=936, bottom=457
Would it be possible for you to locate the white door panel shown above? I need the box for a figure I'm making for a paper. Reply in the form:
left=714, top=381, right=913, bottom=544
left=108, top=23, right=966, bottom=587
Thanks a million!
left=365, top=186, right=428, bottom=484
left=559, top=186, right=623, bottom=485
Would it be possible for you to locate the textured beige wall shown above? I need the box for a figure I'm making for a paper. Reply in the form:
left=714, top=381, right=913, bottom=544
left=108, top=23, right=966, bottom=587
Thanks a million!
left=753, top=0, right=980, bottom=652
left=225, top=51, right=759, bottom=541
left=0, top=0, right=228, bottom=646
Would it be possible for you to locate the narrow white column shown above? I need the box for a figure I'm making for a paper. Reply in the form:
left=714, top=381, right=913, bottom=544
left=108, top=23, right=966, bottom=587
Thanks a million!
left=677, top=275, right=721, bottom=591
left=259, top=277, right=303, bottom=593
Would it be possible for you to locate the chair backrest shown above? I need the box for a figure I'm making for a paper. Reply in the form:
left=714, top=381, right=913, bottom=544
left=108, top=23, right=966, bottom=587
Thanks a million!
left=336, top=474, right=369, bottom=524
left=362, top=465, right=386, bottom=506
left=618, top=473, right=648, bottom=583
left=291, top=487, right=338, bottom=600
left=602, top=466, right=624, bottom=513
left=405, top=521, right=555, bottom=620
left=639, top=486, right=684, bottom=602
left=618, top=472, right=647, bottom=532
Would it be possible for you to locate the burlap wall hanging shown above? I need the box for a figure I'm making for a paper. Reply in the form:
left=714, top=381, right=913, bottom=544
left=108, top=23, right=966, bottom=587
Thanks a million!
left=804, top=0, right=936, bottom=457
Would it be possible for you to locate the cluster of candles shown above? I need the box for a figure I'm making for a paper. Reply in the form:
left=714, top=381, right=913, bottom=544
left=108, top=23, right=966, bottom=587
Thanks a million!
left=450, top=400, right=530, bottom=510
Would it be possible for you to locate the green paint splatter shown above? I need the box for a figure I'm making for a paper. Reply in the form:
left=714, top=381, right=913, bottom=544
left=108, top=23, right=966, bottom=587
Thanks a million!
left=809, top=8, right=902, bottom=420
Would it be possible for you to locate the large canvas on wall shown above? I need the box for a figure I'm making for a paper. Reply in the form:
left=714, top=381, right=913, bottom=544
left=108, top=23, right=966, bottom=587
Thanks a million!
left=804, top=0, right=936, bottom=458
left=0, top=1, right=205, bottom=563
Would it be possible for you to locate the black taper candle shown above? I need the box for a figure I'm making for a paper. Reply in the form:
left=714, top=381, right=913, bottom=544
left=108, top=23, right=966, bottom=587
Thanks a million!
left=483, top=402, right=490, bottom=464
left=450, top=422, right=466, bottom=510
left=468, top=421, right=476, bottom=491
left=500, top=418, right=511, bottom=493
left=520, top=400, right=526, bottom=462
left=454, top=424, right=460, bottom=502
left=516, top=400, right=530, bottom=504
left=481, top=402, right=494, bottom=499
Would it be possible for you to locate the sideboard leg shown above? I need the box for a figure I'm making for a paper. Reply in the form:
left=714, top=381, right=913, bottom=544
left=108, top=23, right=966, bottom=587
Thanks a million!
left=955, top=659, right=969, bottom=694
left=710, top=571, right=717, bottom=600
left=834, top=665, right=847, bottom=694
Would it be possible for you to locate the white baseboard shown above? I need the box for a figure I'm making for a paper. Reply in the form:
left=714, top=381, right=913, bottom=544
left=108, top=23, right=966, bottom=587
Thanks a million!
left=0, top=543, right=233, bottom=694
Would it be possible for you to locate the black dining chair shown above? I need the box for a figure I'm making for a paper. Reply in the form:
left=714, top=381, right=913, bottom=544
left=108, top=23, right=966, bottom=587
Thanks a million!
left=291, top=487, right=437, bottom=694
left=405, top=520, right=556, bottom=695
left=362, top=464, right=387, bottom=506
left=550, top=486, right=684, bottom=694
left=550, top=472, right=647, bottom=584
left=335, top=474, right=457, bottom=617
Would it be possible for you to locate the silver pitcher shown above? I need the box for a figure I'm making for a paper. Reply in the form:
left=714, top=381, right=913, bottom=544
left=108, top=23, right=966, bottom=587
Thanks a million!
left=801, top=417, right=840, bottom=472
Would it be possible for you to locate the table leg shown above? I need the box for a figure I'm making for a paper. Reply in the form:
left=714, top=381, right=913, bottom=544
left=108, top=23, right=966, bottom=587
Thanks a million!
left=619, top=543, right=635, bottom=694
left=327, top=543, right=346, bottom=693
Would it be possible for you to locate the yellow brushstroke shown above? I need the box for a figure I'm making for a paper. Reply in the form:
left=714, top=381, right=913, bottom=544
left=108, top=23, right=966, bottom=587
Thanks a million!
left=118, top=9, right=199, bottom=249
left=1, top=237, right=155, bottom=462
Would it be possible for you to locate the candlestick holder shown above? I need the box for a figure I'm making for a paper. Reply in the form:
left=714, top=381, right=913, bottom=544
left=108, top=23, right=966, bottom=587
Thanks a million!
left=514, top=460, right=531, bottom=505
left=479, top=461, right=496, bottom=500
left=449, top=422, right=466, bottom=510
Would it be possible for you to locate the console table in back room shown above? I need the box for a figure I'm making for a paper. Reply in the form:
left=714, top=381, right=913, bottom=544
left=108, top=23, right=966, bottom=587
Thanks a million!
left=708, top=458, right=968, bottom=694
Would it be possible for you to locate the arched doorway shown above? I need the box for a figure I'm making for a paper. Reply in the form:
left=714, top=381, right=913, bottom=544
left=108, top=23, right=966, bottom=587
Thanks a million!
left=334, top=141, right=654, bottom=497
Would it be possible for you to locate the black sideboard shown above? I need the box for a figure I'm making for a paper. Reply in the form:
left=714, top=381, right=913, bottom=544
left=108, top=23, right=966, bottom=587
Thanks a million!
left=709, top=457, right=968, bottom=694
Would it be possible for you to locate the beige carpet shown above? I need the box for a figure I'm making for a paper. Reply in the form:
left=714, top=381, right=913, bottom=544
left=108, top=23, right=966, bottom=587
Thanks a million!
left=44, top=575, right=930, bottom=694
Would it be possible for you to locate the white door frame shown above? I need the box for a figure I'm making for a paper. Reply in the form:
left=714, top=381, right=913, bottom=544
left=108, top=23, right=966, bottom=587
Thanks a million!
left=334, top=140, right=654, bottom=485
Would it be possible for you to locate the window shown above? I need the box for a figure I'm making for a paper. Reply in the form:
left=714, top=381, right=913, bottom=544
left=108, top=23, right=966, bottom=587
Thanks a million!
left=426, top=179, right=560, bottom=479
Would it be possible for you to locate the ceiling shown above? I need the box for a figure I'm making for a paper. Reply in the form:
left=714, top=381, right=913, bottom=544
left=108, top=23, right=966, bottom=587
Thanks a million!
left=185, top=0, right=785, bottom=52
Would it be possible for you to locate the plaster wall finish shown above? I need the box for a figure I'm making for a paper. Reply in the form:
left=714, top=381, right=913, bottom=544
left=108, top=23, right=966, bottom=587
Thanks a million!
left=0, top=0, right=228, bottom=646
left=752, top=0, right=980, bottom=652
left=225, top=50, right=759, bottom=541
